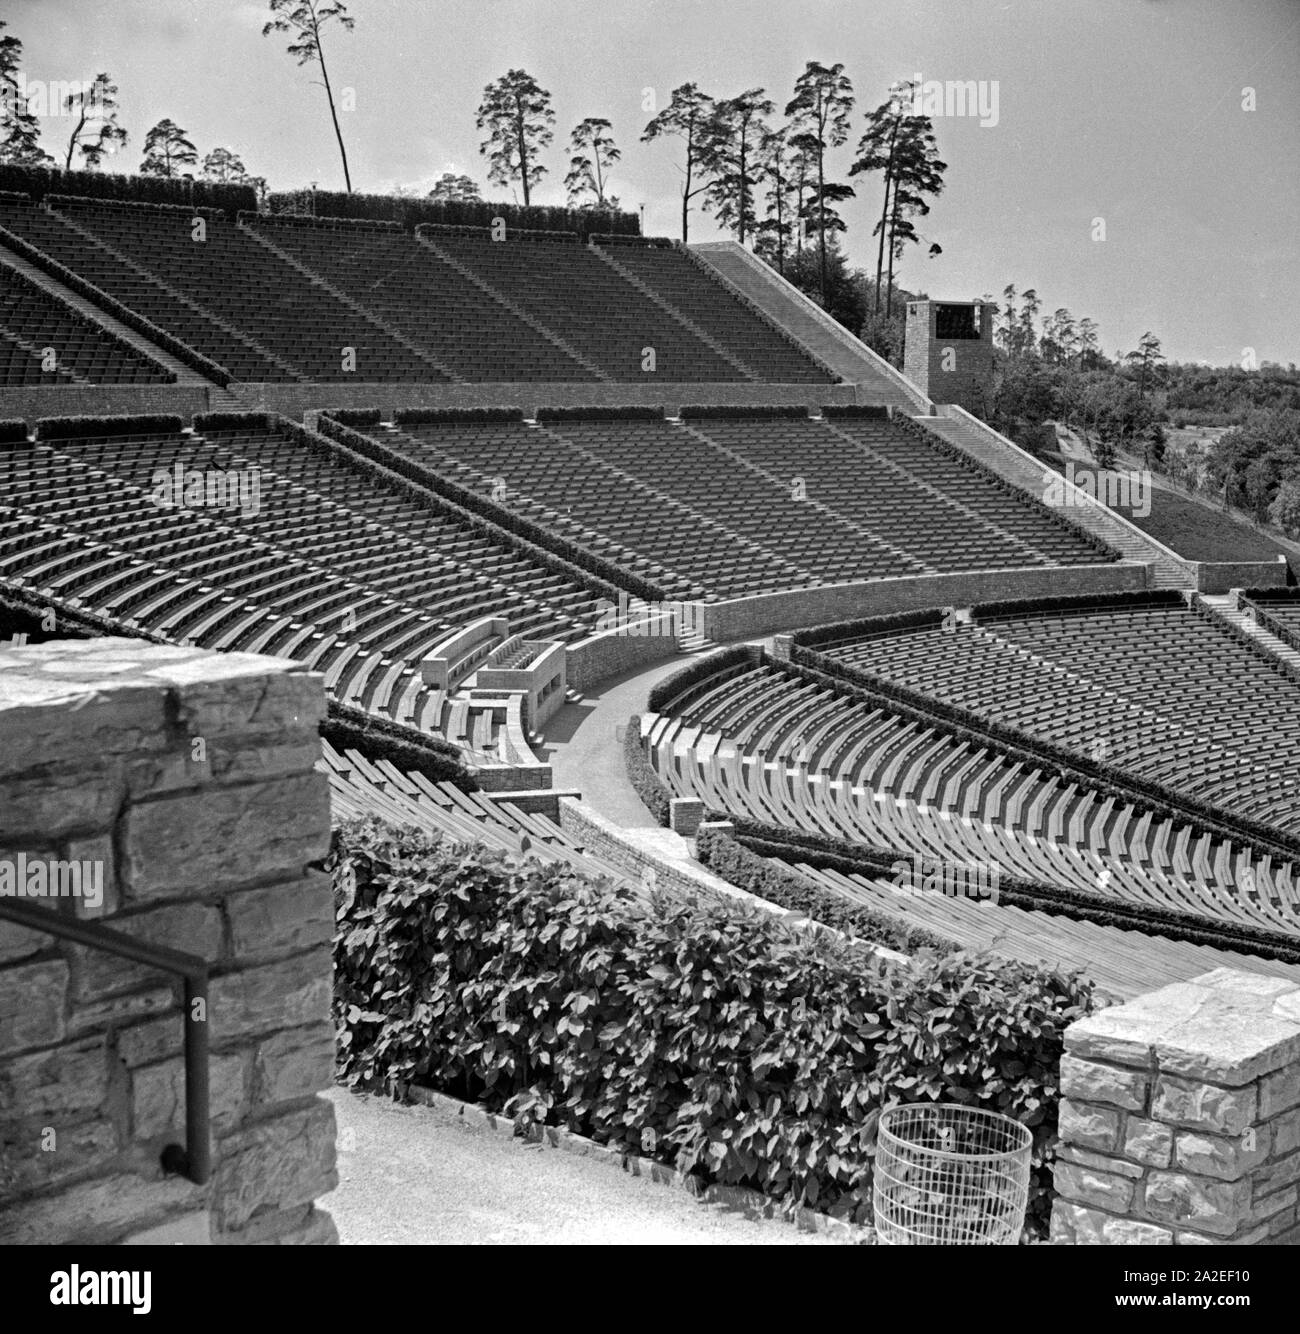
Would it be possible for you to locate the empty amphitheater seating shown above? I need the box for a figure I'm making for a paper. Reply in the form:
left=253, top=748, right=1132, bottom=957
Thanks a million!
left=592, top=240, right=830, bottom=383
left=421, top=231, right=807, bottom=382
left=320, top=740, right=627, bottom=883
left=0, top=419, right=608, bottom=735
left=0, top=262, right=173, bottom=386
left=246, top=218, right=595, bottom=382
left=816, top=597, right=1300, bottom=837
left=787, top=860, right=1300, bottom=1001
left=377, top=411, right=1114, bottom=600
left=644, top=655, right=1300, bottom=939
left=0, top=196, right=842, bottom=386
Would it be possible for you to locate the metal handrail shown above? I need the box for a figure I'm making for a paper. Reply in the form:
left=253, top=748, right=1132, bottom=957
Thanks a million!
left=0, top=898, right=210, bottom=1184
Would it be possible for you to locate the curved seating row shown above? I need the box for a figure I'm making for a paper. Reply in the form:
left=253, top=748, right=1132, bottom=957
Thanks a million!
left=645, top=658, right=1300, bottom=937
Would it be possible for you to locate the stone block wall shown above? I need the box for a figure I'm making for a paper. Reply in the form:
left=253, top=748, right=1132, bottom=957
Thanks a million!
left=0, top=638, right=338, bottom=1245
left=1051, top=968, right=1300, bottom=1245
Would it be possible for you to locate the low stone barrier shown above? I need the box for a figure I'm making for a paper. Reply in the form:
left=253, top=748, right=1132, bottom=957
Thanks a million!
left=1051, top=967, right=1300, bottom=1245
left=0, top=638, right=338, bottom=1245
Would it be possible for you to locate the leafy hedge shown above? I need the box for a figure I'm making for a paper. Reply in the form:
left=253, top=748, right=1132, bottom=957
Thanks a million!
left=971, top=589, right=1184, bottom=624
left=247, top=211, right=403, bottom=234
left=331, top=818, right=1095, bottom=1235
left=392, top=407, right=524, bottom=426
left=623, top=714, right=672, bottom=825
left=48, top=193, right=227, bottom=221
left=419, top=223, right=581, bottom=245
left=314, top=414, right=668, bottom=605
left=537, top=406, right=664, bottom=422
left=591, top=233, right=674, bottom=248
left=792, top=606, right=947, bottom=649
left=0, top=220, right=232, bottom=386
left=0, top=420, right=29, bottom=445
left=822, top=404, right=890, bottom=419
left=269, top=188, right=639, bottom=240
left=324, top=700, right=477, bottom=793
left=646, top=644, right=761, bottom=713
left=695, top=823, right=958, bottom=957
left=0, top=162, right=256, bottom=213
left=324, top=408, right=385, bottom=428
left=35, top=414, right=183, bottom=441
left=680, top=404, right=811, bottom=420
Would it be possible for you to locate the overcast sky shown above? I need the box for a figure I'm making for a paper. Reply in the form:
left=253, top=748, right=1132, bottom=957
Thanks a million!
left=9, top=0, right=1298, bottom=366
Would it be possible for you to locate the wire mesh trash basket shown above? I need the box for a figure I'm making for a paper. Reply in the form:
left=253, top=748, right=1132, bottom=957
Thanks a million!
left=873, top=1103, right=1033, bottom=1245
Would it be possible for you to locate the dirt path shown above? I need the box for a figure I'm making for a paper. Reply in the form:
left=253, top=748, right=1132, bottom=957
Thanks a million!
left=321, top=1087, right=840, bottom=1246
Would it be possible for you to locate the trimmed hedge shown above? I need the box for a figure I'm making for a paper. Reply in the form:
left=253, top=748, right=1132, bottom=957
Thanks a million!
left=314, top=414, right=669, bottom=605
left=269, top=188, right=639, bottom=240
left=0, top=420, right=29, bottom=445
left=392, top=407, right=524, bottom=426
left=536, top=405, right=665, bottom=422
left=331, top=818, right=1095, bottom=1235
left=0, top=220, right=232, bottom=386
left=48, top=193, right=227, bottom=221
left=419, top=223, right=581, bottom=245
left=971, top=588, right=1185, bottom=624
left=680, top=404, right=811, bottom=420
left=623, top=714, right=672, bottom=825
left=821, top=404, right=890, bottom=419
left=191, top=411, right=272, bottom=435
left=0, top=162, right=256, bottom=213
left=324, top=408, right=384, bottom=428
left=695, top=823, right=959, bottom=957
left=245, top=211, right=403, bottom=234
left=590, top=233, right=674, bottom=248
left=793, top=606, right=947, bottom=649
left=646, top=644, right=760, bottom=713
left=324, top=700, right=477, bottom=793
left=35, top=414, right=183, bottom=441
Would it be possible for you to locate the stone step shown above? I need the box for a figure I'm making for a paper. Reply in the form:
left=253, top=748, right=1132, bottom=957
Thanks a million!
left=0, top=242, right=211, bottom=385
left=913, top=413, right=1197, bottom=590
left=686, top=240, right=924, bottom=407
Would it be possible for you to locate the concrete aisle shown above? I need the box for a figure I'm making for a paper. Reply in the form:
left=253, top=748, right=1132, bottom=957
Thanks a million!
left=321, top=1087, right=838, bottom=1246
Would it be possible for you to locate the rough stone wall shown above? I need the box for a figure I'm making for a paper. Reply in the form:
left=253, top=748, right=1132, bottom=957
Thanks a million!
left=0, top=638, right=338, bottom=1245
left=1051, top=967, right=1300, bottom=1245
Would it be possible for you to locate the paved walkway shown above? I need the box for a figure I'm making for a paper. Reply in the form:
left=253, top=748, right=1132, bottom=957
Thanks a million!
left=321, top=1086, right=837, bottom=1245
left=538, top=648, right=757, bottom=826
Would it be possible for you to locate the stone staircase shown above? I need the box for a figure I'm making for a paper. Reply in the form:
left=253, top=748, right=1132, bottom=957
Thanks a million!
left=51, top=205, right=301, bottom=381
left=686, top=240, right=926, bottom=410
left=1201, top=593, right=1300, bottom=673
left=913, top=408, right=1197, bottom=590
left=589, top=243, right=760, bottom=380
left=240, top=220, right=461, bottom=383
left=413, top=232, right=610, bottom=380
left=0, top=244, right=208, bottom=385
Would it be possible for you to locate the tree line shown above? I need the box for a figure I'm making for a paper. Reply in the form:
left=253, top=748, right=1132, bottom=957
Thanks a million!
left=0, top=8, right=950, bottom=312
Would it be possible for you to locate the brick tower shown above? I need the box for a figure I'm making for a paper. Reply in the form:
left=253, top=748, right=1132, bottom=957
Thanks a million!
left=903, top=300, right=994, bottom=413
